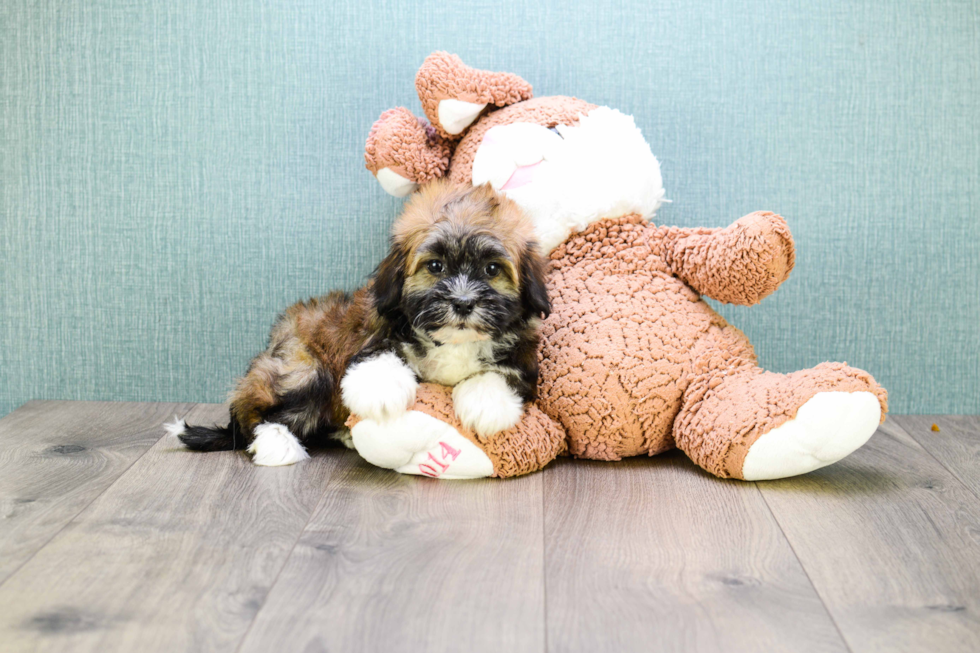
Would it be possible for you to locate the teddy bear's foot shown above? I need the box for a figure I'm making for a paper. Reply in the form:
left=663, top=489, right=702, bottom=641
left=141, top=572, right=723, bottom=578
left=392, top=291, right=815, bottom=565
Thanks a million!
left=350, top=410, right=494, bottom=480
left=741, top=391, right=881, bottom=480
left=674, top=362, right=888, bottom=480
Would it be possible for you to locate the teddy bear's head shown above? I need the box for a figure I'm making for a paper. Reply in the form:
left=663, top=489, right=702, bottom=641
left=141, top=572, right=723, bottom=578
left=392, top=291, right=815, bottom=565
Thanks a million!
left=366, top=52, right=666, bottom=252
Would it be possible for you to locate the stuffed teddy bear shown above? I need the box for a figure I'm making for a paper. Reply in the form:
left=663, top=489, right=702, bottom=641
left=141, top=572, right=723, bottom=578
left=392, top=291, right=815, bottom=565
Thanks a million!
left=347, top=52, right=888, bottom=481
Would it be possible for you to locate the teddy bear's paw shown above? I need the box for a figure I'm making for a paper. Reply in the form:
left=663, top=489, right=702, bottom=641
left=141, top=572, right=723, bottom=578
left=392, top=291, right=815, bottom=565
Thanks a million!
left=351, top=410, right=494, bottom=480
left=340, top=352, right=418, bottom=423
left=452, top=373, right=524, bottom=438
left=741, top=391, right=882, bottom=480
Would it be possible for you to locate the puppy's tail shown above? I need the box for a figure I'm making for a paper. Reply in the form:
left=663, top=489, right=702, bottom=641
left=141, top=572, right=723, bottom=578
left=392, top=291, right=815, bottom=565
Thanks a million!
left=164, top=418, right=247, bottom=451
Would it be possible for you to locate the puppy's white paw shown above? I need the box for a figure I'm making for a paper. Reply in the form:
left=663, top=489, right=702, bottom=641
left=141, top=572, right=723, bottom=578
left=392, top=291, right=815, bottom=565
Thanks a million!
left=341, top=352, right=418, bottom=422
left=247, top=422, right=310, bottom=467
left=452, top=373, right=524, bottom=438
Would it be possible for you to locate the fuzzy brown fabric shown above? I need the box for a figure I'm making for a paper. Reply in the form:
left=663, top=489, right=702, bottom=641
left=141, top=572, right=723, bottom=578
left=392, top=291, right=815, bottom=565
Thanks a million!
left=651, top=212, right=796, bottom=306
left=538, top=214, right=886, bottom=472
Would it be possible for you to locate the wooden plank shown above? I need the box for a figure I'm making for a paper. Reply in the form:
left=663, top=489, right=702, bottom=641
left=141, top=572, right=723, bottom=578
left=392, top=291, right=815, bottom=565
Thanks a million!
left=0, top=402, right=337, bottom=653
left=894, top=415, right=980, bottom=498
left=543, top=453, right=847, bottom=653
left=759, top=420, right=980, bottom=652
left=238, top=454, right=545, bottom=653
left=0, top=400, right=192, bottom=585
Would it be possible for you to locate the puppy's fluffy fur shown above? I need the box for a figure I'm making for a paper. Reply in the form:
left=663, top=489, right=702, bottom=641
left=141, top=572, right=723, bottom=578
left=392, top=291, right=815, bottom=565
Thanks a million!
left=169, top=181, right=550, bottom=465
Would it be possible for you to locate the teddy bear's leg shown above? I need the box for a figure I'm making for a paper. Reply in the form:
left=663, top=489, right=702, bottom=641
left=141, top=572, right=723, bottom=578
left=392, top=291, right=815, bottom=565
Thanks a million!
left=347, top=384, right=567, bottom=479
left=673, top=361, right=887, bottom=480
left=351, top=409, right=496, bottom=480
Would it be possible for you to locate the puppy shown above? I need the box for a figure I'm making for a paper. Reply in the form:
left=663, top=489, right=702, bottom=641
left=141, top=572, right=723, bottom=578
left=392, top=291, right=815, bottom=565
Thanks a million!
left=167, top=181, right=550, bottom=465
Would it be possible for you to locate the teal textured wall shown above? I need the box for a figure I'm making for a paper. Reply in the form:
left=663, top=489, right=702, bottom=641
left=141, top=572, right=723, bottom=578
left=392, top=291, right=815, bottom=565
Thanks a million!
left=2, top=0, right=978, bottom=417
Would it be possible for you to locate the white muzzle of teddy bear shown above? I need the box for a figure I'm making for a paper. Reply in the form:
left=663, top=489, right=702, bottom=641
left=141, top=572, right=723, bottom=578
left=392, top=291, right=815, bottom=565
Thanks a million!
left=472, top=107, right=667, bottom=254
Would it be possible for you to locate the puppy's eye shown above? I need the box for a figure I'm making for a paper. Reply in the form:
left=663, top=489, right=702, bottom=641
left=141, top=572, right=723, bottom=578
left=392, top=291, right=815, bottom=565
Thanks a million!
left=485, top=262, right=502, bottom=278
left=425, top=260, right=444, bottom=275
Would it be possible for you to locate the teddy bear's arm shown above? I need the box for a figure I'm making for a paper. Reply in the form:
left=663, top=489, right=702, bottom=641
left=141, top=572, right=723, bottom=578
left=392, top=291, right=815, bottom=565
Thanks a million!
left=651, top=212, right=796, bottom=305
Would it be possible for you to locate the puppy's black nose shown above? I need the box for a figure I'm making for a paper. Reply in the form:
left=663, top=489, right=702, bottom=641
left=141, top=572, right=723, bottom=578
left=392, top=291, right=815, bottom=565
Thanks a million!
left=451, top=297, right=476, bottom=316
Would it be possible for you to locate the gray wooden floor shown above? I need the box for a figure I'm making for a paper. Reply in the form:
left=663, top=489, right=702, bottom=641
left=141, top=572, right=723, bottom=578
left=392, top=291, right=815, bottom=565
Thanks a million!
left=0, top=402, right=978, bottom=652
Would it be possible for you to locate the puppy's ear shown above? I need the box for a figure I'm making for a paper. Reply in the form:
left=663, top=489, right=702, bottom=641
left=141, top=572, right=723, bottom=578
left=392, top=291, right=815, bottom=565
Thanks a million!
left=372, top=243, right=407, bottom=319
left=519, top=243, right=551, bottom=320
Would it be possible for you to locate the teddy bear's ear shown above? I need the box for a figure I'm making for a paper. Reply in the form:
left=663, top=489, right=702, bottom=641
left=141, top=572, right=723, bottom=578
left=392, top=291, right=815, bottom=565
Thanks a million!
left=416, top=52, right=533, bottom=140
left=364, top=107, right=452, bottom=197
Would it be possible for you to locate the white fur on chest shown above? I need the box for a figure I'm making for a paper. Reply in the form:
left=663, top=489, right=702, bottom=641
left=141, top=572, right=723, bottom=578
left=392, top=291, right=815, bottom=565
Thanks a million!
left=403, top=339, right=495, bottom=386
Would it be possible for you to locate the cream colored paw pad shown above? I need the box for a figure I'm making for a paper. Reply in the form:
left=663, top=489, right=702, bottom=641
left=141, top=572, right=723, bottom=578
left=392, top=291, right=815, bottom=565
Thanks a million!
left=741, top=391, right=881, bottom=481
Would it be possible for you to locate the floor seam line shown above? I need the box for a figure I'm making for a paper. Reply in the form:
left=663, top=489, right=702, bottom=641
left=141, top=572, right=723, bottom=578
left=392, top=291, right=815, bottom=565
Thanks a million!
left=755, top=482, right=856, bottom=653
left=232, top=461, right=336, bottom=653
left=0, top=402, right=196, bottom=592
left=541, top=471, right=550, bottom=653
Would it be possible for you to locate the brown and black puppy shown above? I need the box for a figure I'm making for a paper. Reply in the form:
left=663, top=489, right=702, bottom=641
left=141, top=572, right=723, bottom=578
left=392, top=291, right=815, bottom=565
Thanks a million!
left=167, top=181, right=550, bottom=465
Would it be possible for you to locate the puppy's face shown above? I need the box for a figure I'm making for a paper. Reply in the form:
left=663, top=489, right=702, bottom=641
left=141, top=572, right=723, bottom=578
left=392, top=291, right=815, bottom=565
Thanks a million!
left=374, top=181, right=550, bottom=344
left=404, top=226, right=520, bottom=342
